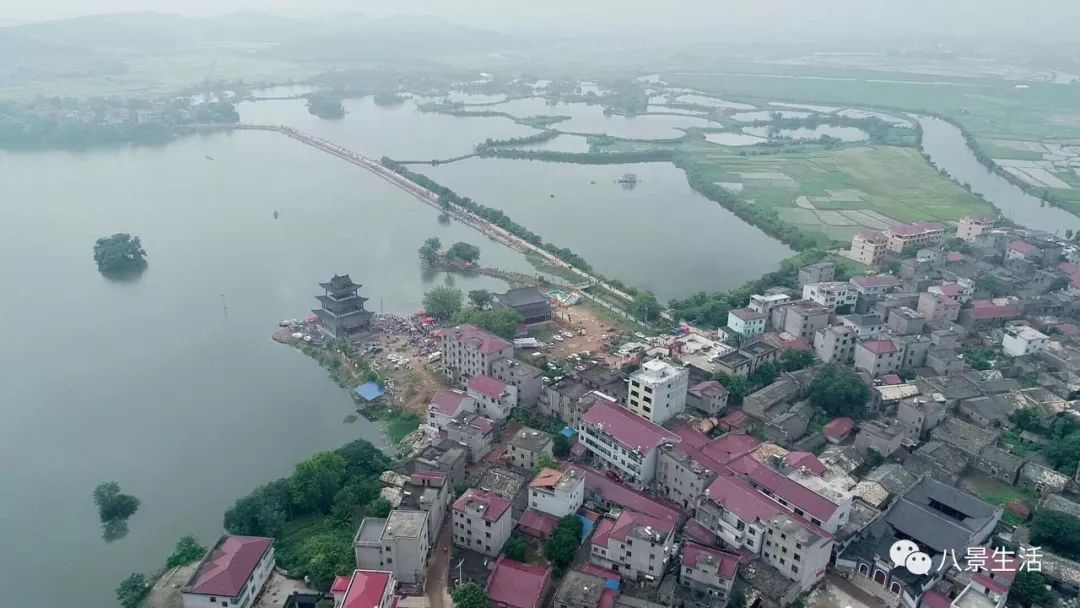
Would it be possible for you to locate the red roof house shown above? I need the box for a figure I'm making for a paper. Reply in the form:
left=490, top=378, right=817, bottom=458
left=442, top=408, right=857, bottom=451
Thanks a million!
left=183, top=535, right=274, bottom=600
left=823, top=417, right=855, bottom=443
left=467, top=374, right=511, bottom=399
left=681, top=542, right=739, bottom=580
left=784, top=451, right=827, bottom=476
left=580, top=398, right=678, bottom=454
left=518, top=508, right=560, bottom=539
left=339, top=570, right=395, bottom=608
left=453, top=489, right=512, bottom=522
left=486, top=556, right=552, bottom=608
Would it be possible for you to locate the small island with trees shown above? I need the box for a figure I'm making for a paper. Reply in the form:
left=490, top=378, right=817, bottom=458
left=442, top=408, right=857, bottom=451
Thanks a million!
left=306, top=93, right=346, bottom=119
left=93, top=233, right=147, bottom=277
left=93, top=481, right=140, bottom=542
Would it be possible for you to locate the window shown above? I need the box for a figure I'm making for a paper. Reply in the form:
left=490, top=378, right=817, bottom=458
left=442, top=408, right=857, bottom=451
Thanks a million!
left=386, top=558, right=393, bottom=564
left=792, top=565, right=799, bottom=574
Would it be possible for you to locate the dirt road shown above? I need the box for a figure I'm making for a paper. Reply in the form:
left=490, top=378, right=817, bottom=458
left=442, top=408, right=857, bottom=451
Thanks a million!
left=425, top=514, right=453, bottom=608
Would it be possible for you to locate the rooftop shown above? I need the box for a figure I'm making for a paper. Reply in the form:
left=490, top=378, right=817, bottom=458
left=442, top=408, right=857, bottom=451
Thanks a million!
left=635, top=358, right=686, bottom=381
left=688, top=380, right=728, bottom=399
left=530, top=466, right=584, bottom=493
left=851, top=275, right=900, bottom=290
left=784, top=451, right=826, bottom=476
left=554, top=570, right=606, bottom=608
left=184, top=535, right=273, bottom=597
left=487, top=556, right=551, bottom=608
left=446, top=324, right=512, bottom=354
left=581, top=467, right=680, bottom=524
left=1008, top=240, right=1038, bottom=255
left=860, top=339, right=898, bottom=355
left=454, top=489, right=512, bottom=522
left=383, top=510, right=427, bottom=540
left=341, top=570, right=393, bottom=608
left=511, top=428, right=554, bottom=453
left=822, top=417, right=855, bottom=440
left=518, top=508, right=560, bottom=537
left=580, top=398, right=679, bottom=453
left=496, top=286, right=550, bottom=308
left=888, top=221, right=942, bottom=236
left=593, top=510, right=674, bottom=547
left=682, top=542, right=739, bottom=580
left=727, top=455, right=841, bottom=522
left=429, top=389, right=472, bottom=415
left=467, top=374, right=510, bottom=399
left=355, top=517, right=387, bottom=543
left=704, top=474, right=829, bottom=541
left=885, top=477, right=999, bottom=553
left=729, top=307, right=767, bottom=322
left=478, top=466, right=528, bottom=501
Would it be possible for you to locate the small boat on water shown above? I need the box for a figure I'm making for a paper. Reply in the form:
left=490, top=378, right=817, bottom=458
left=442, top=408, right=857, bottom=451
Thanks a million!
left=205, top=155, right=214, bottom=160
left=273, top=210, right=279, bottom=219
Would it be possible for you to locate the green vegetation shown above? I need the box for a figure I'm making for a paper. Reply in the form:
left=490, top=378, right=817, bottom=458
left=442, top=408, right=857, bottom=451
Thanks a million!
left=552, top=433, right=571, bottom=457
left=452, top=308, right=522, bottom=339
left=223, top=440, right=391, bottom=590
left=1010, top=407, right=1042, bottom=432
left=503, top=536, right=529, bottom=562
left=419, top=237, right=441, bottom=266
left=373, top=91, right=407, bottom=107
left=1009, top=570, right=1053, bottom=607
left=525, top=250, right=581, bottom=284
left=1030, top=510, right=1080, bottom=560
left=533, top=453, right=559, bottom=476
left=93, top=481, right=140, bottom=523
left=977, top=484, right=1036, bottom=526
left=780, top=349, right=815, bottom=371
left=477, top=130, right=560, bottom=150
left=367, top=406, right=423, bottom=443
left=628, top=291, right=663, bottom=323
left=544, top=515, right=583, bottom=569
left=306, top=93, right=345, bottom=119
left=93, top=233, right=147, bottom=276
left=423, top=286, right=464, bottom=320
left=452, top=583, right=488, bottom=608
left=468, top=289, right=494, bottom=309
left=446, top=241, right=481, bottom=265
left=809, top=363, right=871, bottom=419
left=116, top=573, right=150, bottom=608
left=166, top=535, right=208, bottom=569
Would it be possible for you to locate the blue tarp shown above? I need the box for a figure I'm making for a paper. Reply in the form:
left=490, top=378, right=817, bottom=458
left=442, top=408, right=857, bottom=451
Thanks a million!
left=578, top=514, right=594, bottom=541
left=354, top=381, right=385, bottom=402
left=561, top=427, right=575, bottom=438
left=604, top=579, right=619, bottom=590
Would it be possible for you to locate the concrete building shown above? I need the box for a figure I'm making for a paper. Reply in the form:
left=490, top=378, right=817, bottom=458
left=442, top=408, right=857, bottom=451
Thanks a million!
left=696, top=475, right=833, bottom=592
left=445, top=414, right=496, bottom=463
left=427, top=389, right=475, bottom=438
left=333, top=570, right=396, bottom=608
left=896, top=395, right=948, bottom=442
left=928, top=279, right=975, bottom=305
left=399, top=471, right=451, bottom=545
left=802, top=281, right=857, bottom=312
left=1018, top=462, right=1070, bottom=496
left=528, top=467, right=585, bottom=518
left=853, top=420, right=908, bottom=458
left=181, top=536, right=274, bottom=608
left=850, top=275, right=901, bottom=297
left=467, top=374, right=517, bottom=419
left=486, top=555, right=552, bottom=608
left=627, top=359, right=689, bottom=425
left=493, top=286, right=552, bottom=330
left=553, top=570, right=608, bottom=608
left=452, top=489, right=513, bottom=557
left=507, top=427, right=554, bottom=470
left=655, top=443, right=719, bottom=510
left=850, top=231, right=889, bottom=266
left=815, top=325, right=856, bottom=364
left=748, top=292, right=792, bottom=317
left=854, top=338, right=903, bottom=376
left=353, top=510, right=430, bottom=587
left=884, top=221, right=944, bottom=252
left=727, top=307, right=767, bottom=337
left=492, top=357, right=544, bottom=407
left=686, top=380, right=729, bottom=415
left=886, top=306, right=926, bottom=336
left=1002, top=325, right=1050, bottom=357
left=918, top=291, right=961, bottom=323
left=958, top=298, right=1023, bottom=330
left=478, top=466, right=530, bottom=522
left=539, top=379, right=593, bottom=428
left=442, top=324, right=514, bottom=385
left=799, top=261, right=836, bottom=287
left=578, top=396, right=679, bottom=488
left=772, top=299, right=831, bottom=342
left=679, top=542, right=739, bottom=607
left=957, top=215, right=994, bottom=242
left=590, top=510, right=676, bottom=586
left=839, top=312, right=885, bottom=338
left=415, top=439, right=468, bottom=488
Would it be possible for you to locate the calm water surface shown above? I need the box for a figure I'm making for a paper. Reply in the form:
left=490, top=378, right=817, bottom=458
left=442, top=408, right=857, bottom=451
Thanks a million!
left=0, top=130, right=533, bottom=608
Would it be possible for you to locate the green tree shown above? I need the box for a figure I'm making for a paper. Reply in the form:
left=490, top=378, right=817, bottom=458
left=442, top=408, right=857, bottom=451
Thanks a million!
left=294, top=529, right=355, bottom=590
left=714, top=372, right=752, bottom=405
left=748, top=361, right=780, bottom=390
left=166, top=535, right=207, bottom=568
left=224, top=479, right=290, bottom=536
left=331, top=478, right=382, bottom=523
left=544, top=515, right=582, bottom=568
left=808, top=363, right=870, bottom=418
left=975, top=274, right=1008, bottom=297
left=1047, top=276, right=1070, bottom=292
left=419, top=237, right=442, bottom=266
left=865, top=449, right=885, bottom=469
left=629, top=291, right=662, bottom=323
left=552, top=433, right=571, bottom=457
left=1009, top=570, right=1053, bottom=607
left=290, top=451, right=347, bottom=515
left=1009, top=406, right=1041, bottom=432
left=1042, top=432, right=1080, bottom=474
left=93, top=233, right=147, bottom=275
left=452, top=308, right=521, bottom=339
left=424, top=286, right=464, bottom=320
left=452, top=583, right=488, bottom=608
left=446, top=241, right=481, bottom=264
left=364, top=498, right=393, bottom=518
left=116, top=573, right=150, bottom=608
left=780, top=349, right=815, bottom=372
left=729, top=589, right=747, bottom=608
left=1030, top=510, right=1080, bottom=559
left=93, top=481, right=140, bottom=523
left=468, top=289, right=494, bottom=309
left=533, top=453, right=558, bottom=475
left=306, top=94, right=345, bottom=119
left=503, top=536, right=529, bottom=562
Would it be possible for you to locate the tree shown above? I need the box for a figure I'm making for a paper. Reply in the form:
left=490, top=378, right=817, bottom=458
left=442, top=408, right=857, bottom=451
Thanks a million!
left=290, top=451, right=347, bottom=515
left=424, top=286, right=464, bottom=320
left=865, top=449, right=885, bottom=469
left=452, top=583, right=488, bottom=608
left=306, top=94, right=345, bottom=119
left=545, top=515, right=582, bottom=568
left=364, top=498, right=393, bottom=518
left=552, top=433, right=571, bottom=457
left=748, top=361, right=780, bottom=390
left=166, top=535, right=208, bottom=568
left=452, top=308, right=521, bottom=339
left=629, top=291, right=662, bottom=323
left=446, top=241, right=481, bottom=265
left=1048, top=277, right=1070, bottom=292
left=1030, top=510, right=1080, bottom=559
left=729, top=589, right=747, bottom=608
left=808, top=363, right=870, bottom=418
left=1042, top=431, right=1080, bottom=475
left=780, top=349, right=814, bottom=372
left=294, top=529, right=355, bottom=590
left=468, top=289, right=494, bottom=309
left=116, top=573, right=150, bottom=608
left=1009, top=570, right=1053, bottom=607
left=93, top=233, right=147, bottom=275
left=714, top=372, right=751, bottom=405
left=419, top=237, right=442, bottom=266
left=93, top=481, right=140, bottom=523
left=975, top=274, right=1008, bottom=297
left=503, top=536, right=529, bottom=562
left=1009, top=406, right=1041, bottom=432
left=533, top=453, right=558, bottom=475
left=224, top=479, right=290, bottom=537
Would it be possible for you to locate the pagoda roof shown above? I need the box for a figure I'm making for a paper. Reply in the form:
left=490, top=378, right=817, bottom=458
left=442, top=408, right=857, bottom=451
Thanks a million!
left=316, top=294, right=369, bottom=308
left=320, top=274, right=362, bottom=291
left=313, top=309, right=373, bottom=329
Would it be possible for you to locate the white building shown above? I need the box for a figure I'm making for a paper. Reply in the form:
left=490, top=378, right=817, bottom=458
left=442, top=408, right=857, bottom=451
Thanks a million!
left=957, top=215, right=994, bottom=242
left=426, top=389, right=475, bottom=437
left=452, top=489, right=513, bottom=557
left=748, top=293, right=792, bottom=316
left=802, top=281, right=857, bottom=312
left=528, top=466, right=585, bottom=517
left=182, top=536, right=274, bottom=608
left=441, top=324, right=514, bottom=385
left=353, top=510, right=430, bottom=587
left=578, top=395, right=680, bottom=487
left=590, top=510, right=676, bottom=586
left=627, top=359, right=689, bottom=424
left=727, top=308, right=767, bottom=337
left=1002, top=325, right=1050, bottom=357
left=466, top=374, right=517, bottom=419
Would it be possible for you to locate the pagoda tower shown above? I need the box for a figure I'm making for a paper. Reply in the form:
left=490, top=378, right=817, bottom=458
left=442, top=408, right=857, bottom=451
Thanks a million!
left=313, top=274, right=374, bottom=338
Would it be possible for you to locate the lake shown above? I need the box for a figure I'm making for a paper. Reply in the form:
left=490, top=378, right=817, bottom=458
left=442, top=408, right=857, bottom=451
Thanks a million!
left=486, top=97, right=716, bottom=140
left=915, top=115, right=1080, bottom=234
left=0, top=130, right=534, bottom=608
left=417, top=158, right=793, bottom=301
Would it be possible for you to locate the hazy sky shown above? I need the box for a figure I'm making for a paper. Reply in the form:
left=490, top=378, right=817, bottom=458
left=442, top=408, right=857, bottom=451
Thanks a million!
left=5, top=0, right=1080, bottom=43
